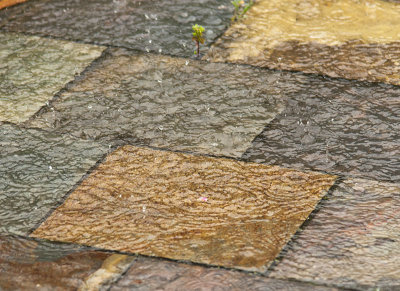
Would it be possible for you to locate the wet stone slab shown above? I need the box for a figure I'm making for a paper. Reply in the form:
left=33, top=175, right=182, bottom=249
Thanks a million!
left=28, top=50, right=285, bottom=158
left=242, top=75, right=400, bottom=183
left=0, top=32, right=104, bottom=123
left=0, top=0, right=232, bottom=57
left=110, top=256, right=340, bottom=291
left=207, top=0, right=400, bottom=85
left=0, top=234, right=111, bottom=291
left=269, top=179, right=400, bottom=290
left=0, top=124, right=108, bottom=235
left=31, top=145, right=336, bottom=272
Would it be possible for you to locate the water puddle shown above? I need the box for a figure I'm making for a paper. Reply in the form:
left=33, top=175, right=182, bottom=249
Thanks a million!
left=0, top=124, right=108, bottom=235
left=242, top=73, right=400, bottom=183
left=0, top=31, right=104, bottom=123
left=207, top=0, right=400, bottom=85
left=31, top=145, right=336, bottom=272
left=27, top=49, right=285, bottom=158
left=0, top=0, right=233, bottom=57
left=0, top=234, right=111, bottom=290
left=270, top=178, right=400, bottom=290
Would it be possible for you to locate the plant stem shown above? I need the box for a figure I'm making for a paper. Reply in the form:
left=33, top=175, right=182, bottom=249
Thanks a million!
left=196, top=40, right=200, bottom=57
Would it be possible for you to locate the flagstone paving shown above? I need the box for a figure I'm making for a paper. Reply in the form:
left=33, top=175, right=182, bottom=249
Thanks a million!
left=0, top=0, right=232, bottom=57
left=0, top=124, right=108, bottom=235
left=0, top=32, right=104, bottom=123
left=207, top=0, right=400, bottom=86
left=269, top=178, right=400, bottom=290
left=31, top=145, right=336, bottom=272
left=242, top=74, right=400, bottom=183
left=27, top=49, right=285, bottom=158
left=110, top=256, right=340, bottom=291
left=0, top=234, right=111, bottom=291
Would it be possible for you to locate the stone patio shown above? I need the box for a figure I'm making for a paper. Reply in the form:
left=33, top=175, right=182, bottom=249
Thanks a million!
left=0, top=0, right=399, bottom=290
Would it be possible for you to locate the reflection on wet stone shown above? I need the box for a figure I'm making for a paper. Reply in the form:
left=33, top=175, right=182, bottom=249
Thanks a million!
left=0, top=124, right=108, bottom=235
left=0, top=32, right=104, bottom=123
left=207, top=0, right=400, bottom=85
left=0, top=235, right=110, bottom=291
left=269, top=179, right=400, bottom=290
left=0, top=0, right=232, bottom=57
left=111, top=256, right=340, bottom=291
left=31, top=145, right=336, bottom=272
left=242, top=76, right=400, bottom=183
left=28, top=50, right=285, bottom=158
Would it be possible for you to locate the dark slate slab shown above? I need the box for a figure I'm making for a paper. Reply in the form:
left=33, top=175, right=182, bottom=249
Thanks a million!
left=0, top=0, right=233, bottom=57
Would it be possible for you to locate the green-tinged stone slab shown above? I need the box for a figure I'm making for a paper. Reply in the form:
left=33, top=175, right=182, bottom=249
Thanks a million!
left=207, top=0, right=400, bottom=85
left=110, top=256, right=340, bottom=291
left=31, top=145, right=336, bottom=272
left=0, top=32, right=104, bottom=123
left=0, top=0, right=233, bottom=57
left=269, top=179, right=400, bottom=290
left=0, top=124, right=108, bottom=235
left=28, top=49, right=285, bottom=158
left=0, top=234, right=111, bottom=291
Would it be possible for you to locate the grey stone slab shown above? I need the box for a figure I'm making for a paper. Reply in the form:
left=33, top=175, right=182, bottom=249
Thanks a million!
left=0, top=0, right=233, bottom=57
left=242, top=75, right=400, bottom=182
left=28, top=50, right=286, bottom=158
left=110, top=256, right=341, bottom=291
left=0, top=124, right=108, bottom=235
left=269, top=179, right=400, bottom=290
left=0, top=32, right=105, bottom=123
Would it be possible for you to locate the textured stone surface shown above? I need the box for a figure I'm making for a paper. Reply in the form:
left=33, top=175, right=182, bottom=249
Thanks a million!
left=0, top=234, right=110, bottom=291
left=31, top=145, right=336, bottom=272
left=110, top=256, right=340, bottom=291
left=0, top=32, right=104, bottom=123
left=242, top=75, right=400, bottom=183
left=207, top=0, right=400, bottom=85
left=28, top=50, right=285, bottom=158
left=0, top=0, right=27, bottom=9
left=269, top=179, right=400, bottom=290
left=0, top=0, right=232, bottom=57
left=0, top=124, right=108, bottom=235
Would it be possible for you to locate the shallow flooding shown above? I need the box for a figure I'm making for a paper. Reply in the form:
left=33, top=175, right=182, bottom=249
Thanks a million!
left=0, top=0, right=400, bottom=290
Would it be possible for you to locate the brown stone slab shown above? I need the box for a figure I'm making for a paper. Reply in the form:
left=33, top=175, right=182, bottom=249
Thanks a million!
left=269, top=179, right=400, bottom=290
left=0, top=0, right=27, bottom=10
left=207, top=0, right=400, bottom=85
left=31, top=145, right=336, bottom=272
left=0, top=234, right=110, bottom=291
left=110, top=256, right=340, bottom=291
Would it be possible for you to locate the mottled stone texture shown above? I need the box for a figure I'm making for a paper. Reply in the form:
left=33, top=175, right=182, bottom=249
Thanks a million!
left=0, top=0, right=27, bottom=9
left=0, top=32, right=104, bottom=123
left=270, top=179, right=400, bottom=290
left=207, top=0, right=400, bottom=85
left=242, top=75, right=400, bottom=183
left=0, top=0, right=232, bottom=57
left=0, top=235, right=110, bottom=291
left=0, top=124, right=108, bottom=235
left=28, top=50, right=285, bottom=158
left=31, top=145, right=336, bottom=272
left=111, top=256, right=340, bottom=291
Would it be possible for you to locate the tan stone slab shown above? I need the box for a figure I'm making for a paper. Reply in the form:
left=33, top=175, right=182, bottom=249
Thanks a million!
left=0, top=32, right=104, bottom=123
left=31, top=145, right=336, bottom=272
left=207, top=0, right=400, bottom=85
left=269, top=179, right=400, bottom=289
left=0, top=0, right=27, bottom=9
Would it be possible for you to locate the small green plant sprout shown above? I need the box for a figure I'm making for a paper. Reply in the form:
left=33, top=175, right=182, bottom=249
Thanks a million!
left=231, top=0, right=254, bottom=22
left=192, top=24, right=205, bottom=57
